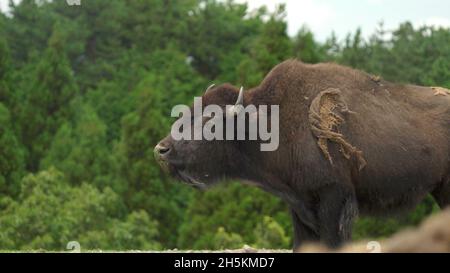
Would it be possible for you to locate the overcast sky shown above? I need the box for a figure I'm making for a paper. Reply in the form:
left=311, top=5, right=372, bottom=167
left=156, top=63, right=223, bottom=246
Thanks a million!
left=241, top=0, right=450, bottom=40
left=1, top=0, right=450, bottom=41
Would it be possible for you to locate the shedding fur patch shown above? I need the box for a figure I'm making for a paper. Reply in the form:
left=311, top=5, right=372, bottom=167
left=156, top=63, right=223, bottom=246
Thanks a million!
left=432, top=87, right=450, bottom=96
left=309, top=88, right=367, bottom=171
left=369, top=74, right=382, bottom=85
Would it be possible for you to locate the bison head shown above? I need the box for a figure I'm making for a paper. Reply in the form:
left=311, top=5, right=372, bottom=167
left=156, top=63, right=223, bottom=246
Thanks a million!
left=154, top=84, right=252, bottom=189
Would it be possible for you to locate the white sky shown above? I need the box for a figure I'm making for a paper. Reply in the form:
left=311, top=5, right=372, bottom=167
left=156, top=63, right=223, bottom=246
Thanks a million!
left=1, top=0, right=450, bottom=41
left=240, top=0, right=450, bottom=40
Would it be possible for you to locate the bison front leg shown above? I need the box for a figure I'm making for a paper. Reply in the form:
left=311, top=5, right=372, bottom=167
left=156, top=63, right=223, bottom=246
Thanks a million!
left=317, top=185, right=358, bottom=249
left=290, top=208, right=319, bottom=251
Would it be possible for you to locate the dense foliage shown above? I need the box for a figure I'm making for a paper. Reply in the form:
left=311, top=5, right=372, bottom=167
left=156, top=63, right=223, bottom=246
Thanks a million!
left=0, top=0, right=448, bottom=250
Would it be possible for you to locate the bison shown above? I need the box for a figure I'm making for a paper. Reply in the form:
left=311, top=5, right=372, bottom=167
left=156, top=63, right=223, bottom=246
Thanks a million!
left=154, top=59, right=450, bottom=250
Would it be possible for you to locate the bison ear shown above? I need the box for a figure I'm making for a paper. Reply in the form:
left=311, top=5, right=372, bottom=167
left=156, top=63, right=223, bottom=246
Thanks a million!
left=204, top=84, right=216, bottom=95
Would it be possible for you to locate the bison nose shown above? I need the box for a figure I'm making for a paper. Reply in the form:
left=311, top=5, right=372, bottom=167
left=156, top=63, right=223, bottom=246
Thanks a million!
left=154, top=143, right=171, bottom=158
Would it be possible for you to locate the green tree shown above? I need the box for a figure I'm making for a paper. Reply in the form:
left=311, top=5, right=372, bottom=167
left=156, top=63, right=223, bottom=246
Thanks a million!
left=5, top=0, right=57, bottom=66
left=254, top=216, right=290, bottom=249
left=292, top=26, right=325, bottom=63
left=0, top=168, right=160, bottom=250
left=41, top=102, right=120, bottom=191
left=85, top=51, right=147, bottom=143
left=236, top=4, right=292, bottom=86
left=178, top=183, right=291, bottom=249
left=19, top=24, right=78, bottom=171
left=123, top=0, right=196, bottom=53
left=212, top=227, right=245, bottom=250
left=424, top=57, right=450, bottom=88
left=0, top=37, right=12, bottom=105
left=0, top=104, right=25, bottom=200
left=339, top=28, right=370, bottom=69
left=182, top=0, right=257, bottom=79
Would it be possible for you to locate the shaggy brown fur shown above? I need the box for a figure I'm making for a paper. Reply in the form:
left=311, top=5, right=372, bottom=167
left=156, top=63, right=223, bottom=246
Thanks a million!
left=155, top=59, right=450, bottom=250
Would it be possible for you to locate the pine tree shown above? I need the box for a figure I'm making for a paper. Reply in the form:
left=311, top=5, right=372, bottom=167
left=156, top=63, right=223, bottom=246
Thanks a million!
left=0, top=168, right=161, bottom=250
left=0, top=37, right=24, bottom=200
left=5, top=0, right=56, bottom=65
left=236, top=4, right=293, bottom=86
left=292, top=26, right=325, bottom=63
left=41, top=102, right=120, bottom=190
left=0, top=103, right=25, bottom=200
left=20, top=24, right=78, bottom=171
left=0, top=37, right=11, bottom=105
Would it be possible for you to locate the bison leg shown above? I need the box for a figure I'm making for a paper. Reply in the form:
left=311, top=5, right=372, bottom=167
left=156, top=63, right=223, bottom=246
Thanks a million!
left=432, top=177, right=450, bottom=208
left=290, top=208, right=319, bottom=251
left=317, top=185, right=358, bottom=248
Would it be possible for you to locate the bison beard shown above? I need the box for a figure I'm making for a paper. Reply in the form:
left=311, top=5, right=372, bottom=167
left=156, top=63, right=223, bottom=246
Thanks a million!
left=155, top=59, right=450, bottom=250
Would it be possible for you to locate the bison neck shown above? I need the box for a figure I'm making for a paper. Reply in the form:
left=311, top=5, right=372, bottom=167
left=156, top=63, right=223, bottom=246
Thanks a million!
left=227, top=151, right=301, bottom=206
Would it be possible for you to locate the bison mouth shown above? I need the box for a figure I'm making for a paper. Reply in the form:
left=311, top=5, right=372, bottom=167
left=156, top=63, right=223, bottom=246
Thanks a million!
left=156, top=158, right=206, bottom=189
left=154, top=146, right=207, bottom=189
left=174, top=169, right=206, bottom=189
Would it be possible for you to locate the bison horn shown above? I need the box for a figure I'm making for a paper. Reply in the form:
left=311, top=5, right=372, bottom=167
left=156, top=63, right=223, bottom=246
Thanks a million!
left=205, top=84, right=215, bottom=94
left=235, top=86, right=244, bottom=106
left=227, top=86, right=245, bottom=116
